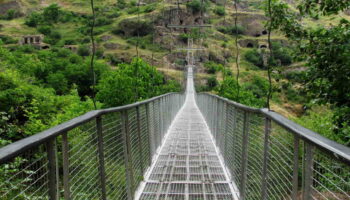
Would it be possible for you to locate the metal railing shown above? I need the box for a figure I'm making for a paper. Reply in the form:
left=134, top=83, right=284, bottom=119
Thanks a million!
left=0, top=92, right=185, bottom=200
left=196, top=93, right=350, bottom=200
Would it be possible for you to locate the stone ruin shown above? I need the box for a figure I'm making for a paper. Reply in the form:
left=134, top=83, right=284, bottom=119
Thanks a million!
left=19, top=35, right=50, bottom=49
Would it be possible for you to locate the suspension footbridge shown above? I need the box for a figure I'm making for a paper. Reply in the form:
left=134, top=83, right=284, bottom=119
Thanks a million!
left=1, top=66, right=350, bottom=200
left=135, top=67, right=238, bottom=199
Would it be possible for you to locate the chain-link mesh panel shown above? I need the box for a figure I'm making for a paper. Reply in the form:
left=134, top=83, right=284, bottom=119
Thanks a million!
left=0, top=144, right=49, bottom=200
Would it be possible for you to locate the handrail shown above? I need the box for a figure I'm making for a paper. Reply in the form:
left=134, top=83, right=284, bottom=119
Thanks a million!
left=261, top=109, right=350, bottom=164
left=0, top=90, right=185, bottom=200
left=0, top=92, right=180, bottom=163
left=196, top=92, right=350, bottom=200
left=199, top=92, right=350, bottom=164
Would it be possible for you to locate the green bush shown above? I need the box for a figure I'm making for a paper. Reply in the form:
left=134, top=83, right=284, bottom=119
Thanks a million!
left=207, top=76, right=218, bottom=89
left=37, top=25, right=52, bottom=35
left=217, top=25, right=245, bottom=35
left=0, top=35, right=17, bottom=44
left=25, top=12, right=43, bottom=27
left=179, top=28, right=203, bottom=43
left=244, top=48, right=264, bottom=68
left=271, top=42, right=293, bottom=66
left=186, top=0, right=209, bottom=14
left=117, top=0, right=127, bottom=9
left=1, top=9, right=21, bottom=20
left=43, top=4, right=61, bottom=23
left=204, top=61, right=222, bottom=74
left=77, top=45, right=90, bottom=56
left=142, top=4, right=157, bottom=13
left=126, top=7, right=139, bottom=14
left=242, top=75, right=269, bottom=99
left=218, top=77, right=266, bottom=108
left=97, top=58, right=181, bottom=107
left=214, top=6, right=225, bottom=16
left=95, top=16, right=113, bottom=26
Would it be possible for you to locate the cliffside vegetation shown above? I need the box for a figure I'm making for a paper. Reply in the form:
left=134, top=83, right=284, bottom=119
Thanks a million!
left=0, top=0, right=350, bottom=147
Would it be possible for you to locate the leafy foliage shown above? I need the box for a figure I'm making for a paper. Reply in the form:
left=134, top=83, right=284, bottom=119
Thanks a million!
left=97, top=58, right=181, bottom=107
left=267, top=0, right=350, bottom=145
left=217, top=25, right=245, bottom=35
left=186, top=0, right=209, bottom=14
left=244, top=48, right=264, bottom=68
left=204, top=61, right=223, bottom=74
left=218, top=77, right=266, bottom=108
left=214, top=6, right=226, bottom=16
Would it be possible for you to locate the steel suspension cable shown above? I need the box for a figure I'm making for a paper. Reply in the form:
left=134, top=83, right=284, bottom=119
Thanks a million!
left=90, top=0, right=97, bottom=109
left=134, top=0, right=142, bottom=101
left=266, top=0, right=273, bottom=110
left=234, top=0, right=240, bottom=101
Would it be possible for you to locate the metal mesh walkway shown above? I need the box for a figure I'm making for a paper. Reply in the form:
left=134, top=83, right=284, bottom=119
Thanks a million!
left=136, top=67, right=239, bottom=200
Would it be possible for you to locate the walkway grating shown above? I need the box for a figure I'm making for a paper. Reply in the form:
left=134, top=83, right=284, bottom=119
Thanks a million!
left=136, top=67, right=238, bottom=200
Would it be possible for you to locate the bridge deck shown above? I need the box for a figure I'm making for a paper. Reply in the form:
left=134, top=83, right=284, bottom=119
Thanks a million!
left=136, top=68, right=238, bottom=200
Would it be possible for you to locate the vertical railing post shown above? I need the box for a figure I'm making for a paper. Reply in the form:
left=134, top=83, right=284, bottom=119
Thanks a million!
left=62, top=132, right=71, bottom=200
left=240, top=111, right=250, bottom=200
left=303, top=142, right=314, bottom=200
left=47, top=138, right=58, bottom=200
left=261, top=117, right=271, bottom=200
left=136, top=106, right=144, bottom=174
left=96, top=116, right=107, bottom=200
left=121, top=110, right=135, bottom=200
left=292, top=135, right=300, bottom=200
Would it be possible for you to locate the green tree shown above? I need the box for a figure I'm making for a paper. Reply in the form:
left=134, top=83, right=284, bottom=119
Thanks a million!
left=43, top=4, right=61, bottom=23
left=25, top=12, right=43, bottom=27
left=97, top=58, right=180, bottom=107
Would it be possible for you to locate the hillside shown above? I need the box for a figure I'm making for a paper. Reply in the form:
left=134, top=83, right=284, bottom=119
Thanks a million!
left=1, top=0, right=350, bottom=145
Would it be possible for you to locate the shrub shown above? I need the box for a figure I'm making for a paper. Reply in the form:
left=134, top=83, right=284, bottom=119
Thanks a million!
left=142, top=4, right=157, bottom=13
left=243, top=75, right=269, bottom=99
left=106, top=54, right=122, bottom=65
left=214, top=6, right=225, bottom=16
left=77, top=45, right=90, bottom=56
left=1, top=9, right=20, bottom=20
left=25, top=12, right=43, bottom=27
left=127, top=7, right=139, bottom=14
left=117, top=0, right=127, bottom=9
left=38, top=25, right=52, bottom=35
left=0, top=35, right=17, bottom=44
left=64, top=39, right=77, bottom=45
left=129, top=0, right=137, bottom=6
left=95, top=17, right=113, bottom=26
left=43, top=4, right=61, bottom=23
left=271, top=42, right=293, bottom=66
left=244, top=48, right=264, bottom=68
left=204, top=61, right=222, bottom=74
left=207, top=76, right=218, bottom=89
left=186, top=0, right=209, bottom=14
left=217, top=25, right=245, bottom=35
